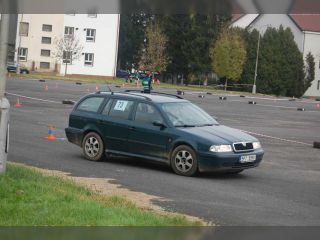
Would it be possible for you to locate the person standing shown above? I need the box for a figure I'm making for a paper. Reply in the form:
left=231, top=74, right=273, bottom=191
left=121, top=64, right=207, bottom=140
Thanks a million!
left=142, top=72, right=152, bottom=93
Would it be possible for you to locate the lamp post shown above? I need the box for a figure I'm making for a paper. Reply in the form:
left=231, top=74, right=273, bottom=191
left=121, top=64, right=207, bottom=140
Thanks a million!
left=252, top=32, right=260, bottom=94
left=252, top=24, right=270, bottom=94
left=0, top=14, right=11, bottom=174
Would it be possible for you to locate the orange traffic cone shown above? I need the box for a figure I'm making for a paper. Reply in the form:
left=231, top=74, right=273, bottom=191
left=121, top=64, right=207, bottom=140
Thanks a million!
left=95, top=85, right=99, bottom=92
left=46, top=126, right=56, bottom=140
left=15, top=98, right=22, bottom=107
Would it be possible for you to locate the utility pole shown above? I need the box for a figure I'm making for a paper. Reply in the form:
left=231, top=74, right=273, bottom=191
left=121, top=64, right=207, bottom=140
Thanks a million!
left=252, top=32, right=261, bottom=94
left=0, top=14, right=11, bottom=174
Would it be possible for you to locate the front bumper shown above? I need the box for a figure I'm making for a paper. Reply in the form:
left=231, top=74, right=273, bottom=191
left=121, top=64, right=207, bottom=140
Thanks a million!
left=198, top=149, right=264, bottom=172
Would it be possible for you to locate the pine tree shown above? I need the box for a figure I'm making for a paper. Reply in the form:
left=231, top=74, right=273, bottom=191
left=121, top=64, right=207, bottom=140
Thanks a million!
left=118, top=13, right=153, bottom=70
left=304, top=52, right=315, bottom=92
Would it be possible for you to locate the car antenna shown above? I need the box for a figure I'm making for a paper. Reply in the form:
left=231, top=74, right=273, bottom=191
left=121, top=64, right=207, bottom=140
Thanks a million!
left=107, top=85, right=114, bottom=95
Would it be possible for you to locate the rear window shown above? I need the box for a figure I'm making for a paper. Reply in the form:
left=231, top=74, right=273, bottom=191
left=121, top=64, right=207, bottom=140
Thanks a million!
left=77, top=97, right=104, bottom=112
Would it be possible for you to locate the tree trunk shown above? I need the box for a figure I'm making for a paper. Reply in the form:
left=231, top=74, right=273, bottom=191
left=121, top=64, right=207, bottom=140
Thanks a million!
left=65, top=62, right=68, bottom=76
left=224, top=78, right=228, bottom=91
left=173, top=73, right=177, bottom=85
left=180, top=73, right=184, bottom=85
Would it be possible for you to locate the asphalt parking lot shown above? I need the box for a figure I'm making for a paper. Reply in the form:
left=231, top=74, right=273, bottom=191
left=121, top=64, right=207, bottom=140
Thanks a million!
left=5, top=77, right=320, bottom=226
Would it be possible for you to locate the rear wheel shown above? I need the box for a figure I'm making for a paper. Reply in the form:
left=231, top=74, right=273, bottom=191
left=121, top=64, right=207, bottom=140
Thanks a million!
left=82, top=132, right=105, bottom=161
left=171, top=145, right=198, bottom=177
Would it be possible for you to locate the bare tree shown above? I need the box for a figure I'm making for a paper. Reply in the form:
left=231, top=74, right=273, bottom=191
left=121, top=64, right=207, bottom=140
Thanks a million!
left=139, top=22, right=170, bottom=77
left=53, top=35, right=83, bottom=75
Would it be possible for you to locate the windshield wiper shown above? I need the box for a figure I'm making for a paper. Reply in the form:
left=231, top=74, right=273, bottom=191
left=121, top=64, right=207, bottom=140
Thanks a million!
left=174, top=124, right=196, bottom=128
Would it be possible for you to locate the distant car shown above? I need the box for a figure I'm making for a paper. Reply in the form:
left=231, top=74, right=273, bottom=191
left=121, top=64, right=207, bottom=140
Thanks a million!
left=65, top=91, right=264, bottom=176
left=116, top=69, right=130, bottom=79
left=129, top=71, right=148, bottom=81
left=7, top=64, right=30, bottom=74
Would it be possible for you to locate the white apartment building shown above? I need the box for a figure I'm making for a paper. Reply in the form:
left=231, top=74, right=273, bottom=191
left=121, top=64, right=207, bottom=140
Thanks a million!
left=14, top=14, right=120, bottom=77
left=232, top=14, right=320, bottom=97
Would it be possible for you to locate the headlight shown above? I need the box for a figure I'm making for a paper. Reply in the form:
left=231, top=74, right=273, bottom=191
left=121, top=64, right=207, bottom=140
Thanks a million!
left=209, top=145, right=233, bottom=153
left=252, top=142, right=261, bottom=149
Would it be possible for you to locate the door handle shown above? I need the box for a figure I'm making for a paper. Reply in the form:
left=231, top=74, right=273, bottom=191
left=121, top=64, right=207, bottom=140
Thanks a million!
left=129, top=126, right=136, bottom=131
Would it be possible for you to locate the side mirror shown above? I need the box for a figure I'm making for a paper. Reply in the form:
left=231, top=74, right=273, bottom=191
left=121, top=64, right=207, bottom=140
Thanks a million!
left=153, top=121, right=166, bottom=128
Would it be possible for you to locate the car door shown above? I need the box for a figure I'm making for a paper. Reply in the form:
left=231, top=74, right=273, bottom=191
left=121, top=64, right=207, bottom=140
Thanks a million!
left=98, top=98, right=135, bottom=153
left=128, top=102, right=170, bottom=161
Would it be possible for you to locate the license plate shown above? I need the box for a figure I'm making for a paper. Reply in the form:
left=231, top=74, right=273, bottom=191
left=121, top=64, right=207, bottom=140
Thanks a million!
left=240, top=155, right=256, bottom=163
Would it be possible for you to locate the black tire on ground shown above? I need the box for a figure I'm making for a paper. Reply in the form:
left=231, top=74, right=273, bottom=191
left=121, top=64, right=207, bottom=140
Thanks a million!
left=171, top=145, right=198, bottom=177
left=82, top=132, right=105, bottom=161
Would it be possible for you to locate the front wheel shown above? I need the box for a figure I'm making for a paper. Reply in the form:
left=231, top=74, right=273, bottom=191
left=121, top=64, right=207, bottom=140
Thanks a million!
left=171, top=145, right=198, bottom=177
left=82, top=132, right=105, bottom=161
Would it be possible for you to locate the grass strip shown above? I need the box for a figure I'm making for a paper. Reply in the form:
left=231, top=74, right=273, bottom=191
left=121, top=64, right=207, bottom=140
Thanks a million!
left=0, top=164, right=201, bottom=226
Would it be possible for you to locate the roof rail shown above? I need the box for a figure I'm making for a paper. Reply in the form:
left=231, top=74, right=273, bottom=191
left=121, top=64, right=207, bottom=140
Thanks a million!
left=150, top=91, right=184, bottom=99
left=121, top=92, right=152, bottom=101
left=124, top=90, right=184, bottom=99
left=96, top=90, right=151, bottom=100
left=124, top=90, right=144, bottom=93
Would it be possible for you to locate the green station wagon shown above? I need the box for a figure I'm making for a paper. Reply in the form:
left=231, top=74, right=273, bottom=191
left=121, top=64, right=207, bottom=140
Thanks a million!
left=65, top=91, right=264, bottom=176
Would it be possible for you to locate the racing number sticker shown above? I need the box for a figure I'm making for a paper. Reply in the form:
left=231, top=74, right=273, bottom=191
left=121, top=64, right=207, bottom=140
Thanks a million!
left=114, top=100, right=128, bottom=111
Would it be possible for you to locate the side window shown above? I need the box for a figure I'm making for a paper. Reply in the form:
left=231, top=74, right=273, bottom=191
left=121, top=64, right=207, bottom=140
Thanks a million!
left=108, top=99, right=134, bottom=120
left=77, top=97, right=104, bottom=112
left=101, top=99, right=113, bottom=115
left=134, top=103, right=163, bottom=125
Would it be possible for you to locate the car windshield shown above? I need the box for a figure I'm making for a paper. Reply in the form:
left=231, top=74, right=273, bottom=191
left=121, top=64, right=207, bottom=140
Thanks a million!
left=160, top=102, right=219, bottom=127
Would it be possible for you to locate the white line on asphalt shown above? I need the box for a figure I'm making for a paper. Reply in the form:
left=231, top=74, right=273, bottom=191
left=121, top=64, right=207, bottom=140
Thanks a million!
left=241, top=130, right=313, bottom=146
left=255, top=103, right=298, bottom=109
left=6, top=92, right=62, bottom=104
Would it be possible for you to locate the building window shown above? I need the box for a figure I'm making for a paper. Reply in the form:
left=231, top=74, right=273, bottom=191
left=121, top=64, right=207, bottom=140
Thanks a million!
left=84, top=53, right=94, bottom=66
left=65, top=27, right=74, bottom=37
left=88, top=14, right=97, bottom=18
left=86, top=29, right=96, bottom=42
left=19, top=22, right=29, bottom=36
left=41, top=49, right=51, bottom=57
left=41, top=37, right=52, bottom=44
left=18, top=48, right=28, bottom=61
left=318, top=80, right=320, bottom=90
left=40, top=62, right=50, bottom=69
left=42, top=24, right=52, bottom=32
left=63, top=51, right=72, bottom=64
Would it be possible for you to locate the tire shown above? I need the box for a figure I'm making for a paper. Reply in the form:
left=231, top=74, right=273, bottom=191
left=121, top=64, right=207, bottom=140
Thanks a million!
left=82, top=132, right=105, bottom=161
left=171, top=145, right=198, bottom=177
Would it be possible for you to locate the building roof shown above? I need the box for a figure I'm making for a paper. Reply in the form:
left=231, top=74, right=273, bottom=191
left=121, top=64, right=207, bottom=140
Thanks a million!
left=290, top=14, right=320, bottom=32
left=231, top=14, right=244, bottom=23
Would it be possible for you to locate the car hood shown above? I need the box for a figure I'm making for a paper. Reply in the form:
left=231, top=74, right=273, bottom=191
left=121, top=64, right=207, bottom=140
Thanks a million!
left=179, top=125, right=257, bottom=144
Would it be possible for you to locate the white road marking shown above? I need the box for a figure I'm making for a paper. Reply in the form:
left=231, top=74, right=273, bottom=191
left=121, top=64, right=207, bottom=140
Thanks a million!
left=241, top=129, right=313, bottom=146
left=6, top=92, right=62, bottom=104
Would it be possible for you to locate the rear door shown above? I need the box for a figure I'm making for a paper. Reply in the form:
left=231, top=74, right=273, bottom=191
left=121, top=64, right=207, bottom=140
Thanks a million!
left=98, top=98, right=135, bottom=153
left=128, top=102, right=170, bottom=160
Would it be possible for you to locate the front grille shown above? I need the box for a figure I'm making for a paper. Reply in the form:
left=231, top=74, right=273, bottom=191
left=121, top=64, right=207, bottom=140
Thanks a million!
left=233, top=142, right=253, bottom=152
